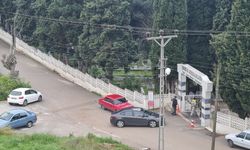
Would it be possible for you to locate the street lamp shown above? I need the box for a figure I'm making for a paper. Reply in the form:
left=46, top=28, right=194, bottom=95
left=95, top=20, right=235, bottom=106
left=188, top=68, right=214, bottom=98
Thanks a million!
left=165, top=68, right=171, bottom=76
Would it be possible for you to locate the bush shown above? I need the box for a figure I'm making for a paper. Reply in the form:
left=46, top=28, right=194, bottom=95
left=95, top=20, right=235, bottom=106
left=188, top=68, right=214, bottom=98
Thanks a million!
left=0, top=75, right=31, bottom=101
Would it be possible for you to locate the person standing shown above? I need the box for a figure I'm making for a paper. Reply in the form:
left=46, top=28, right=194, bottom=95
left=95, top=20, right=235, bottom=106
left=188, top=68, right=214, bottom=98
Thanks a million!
left=172, top=96, right=178, bottom=115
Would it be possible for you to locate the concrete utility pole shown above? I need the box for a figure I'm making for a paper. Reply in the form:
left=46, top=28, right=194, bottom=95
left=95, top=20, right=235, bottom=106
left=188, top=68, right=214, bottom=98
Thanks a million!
left=1, top=16, right=18, bottom=77
left=10, top=17, right=17, bottom=76
left=211, top=63, right=221, bottom=150
left=146, top=30, right=177, bottom=150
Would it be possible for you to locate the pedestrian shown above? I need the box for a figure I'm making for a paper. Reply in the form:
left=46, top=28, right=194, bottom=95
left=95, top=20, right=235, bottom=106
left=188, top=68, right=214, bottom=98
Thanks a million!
left=190, top=98, right=197, bottom=117
left=171, top=96, right=178, bottom=115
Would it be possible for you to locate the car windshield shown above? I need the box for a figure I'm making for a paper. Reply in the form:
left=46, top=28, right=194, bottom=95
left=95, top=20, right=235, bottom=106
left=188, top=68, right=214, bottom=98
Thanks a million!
left=10, top=91, right=22, bottom=96
left=113, top=98, right=127, bottom=105
left=0, top=112, right=13, bottom=121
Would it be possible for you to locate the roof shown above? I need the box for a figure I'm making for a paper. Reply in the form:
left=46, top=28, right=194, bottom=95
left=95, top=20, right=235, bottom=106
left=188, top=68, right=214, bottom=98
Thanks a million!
left=8, top=109, right=28, bottom=115
left=13, top=88, right=31, bottom=92
left=106, top=94, right=124, bottom=101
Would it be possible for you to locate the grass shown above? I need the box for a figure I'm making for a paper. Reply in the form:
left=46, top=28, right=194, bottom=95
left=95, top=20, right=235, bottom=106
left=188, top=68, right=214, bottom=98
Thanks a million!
left=113, top=70, right=152, bottom=77
left=0, top=129, right=133, bottom=150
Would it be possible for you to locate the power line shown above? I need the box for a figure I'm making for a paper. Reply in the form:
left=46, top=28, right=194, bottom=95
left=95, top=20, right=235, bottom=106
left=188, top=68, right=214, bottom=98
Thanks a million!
left=1, top=10, right=250, bottom=37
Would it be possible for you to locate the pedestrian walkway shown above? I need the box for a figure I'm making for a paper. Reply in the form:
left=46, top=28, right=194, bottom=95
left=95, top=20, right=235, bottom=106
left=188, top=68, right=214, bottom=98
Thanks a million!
left=176, top=110, right=240, bottom=134
left=206, top=123, right=241, bottom=135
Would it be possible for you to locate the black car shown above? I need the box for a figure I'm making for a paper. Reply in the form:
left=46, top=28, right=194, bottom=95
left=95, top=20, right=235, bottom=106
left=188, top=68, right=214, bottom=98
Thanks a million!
left=110, top=107, right=160, bottom=128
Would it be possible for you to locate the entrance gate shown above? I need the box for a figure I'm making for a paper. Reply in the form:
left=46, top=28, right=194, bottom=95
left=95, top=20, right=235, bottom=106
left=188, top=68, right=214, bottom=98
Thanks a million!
left=177, top=64, right=213, bottom=127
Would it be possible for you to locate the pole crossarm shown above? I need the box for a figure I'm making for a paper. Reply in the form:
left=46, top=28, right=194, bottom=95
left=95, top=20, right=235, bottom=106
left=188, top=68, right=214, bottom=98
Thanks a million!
left=146, top=35, right=177, bottom=41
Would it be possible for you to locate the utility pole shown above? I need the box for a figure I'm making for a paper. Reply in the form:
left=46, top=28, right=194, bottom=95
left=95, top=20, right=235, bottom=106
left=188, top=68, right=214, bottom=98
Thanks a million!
left=146, top=30, right=177, bottom=150
left=10, top=16, right=17, bottom=76
left=1, top=15, right=18, bottom=77
left=211, top=63, right=221, bottom=150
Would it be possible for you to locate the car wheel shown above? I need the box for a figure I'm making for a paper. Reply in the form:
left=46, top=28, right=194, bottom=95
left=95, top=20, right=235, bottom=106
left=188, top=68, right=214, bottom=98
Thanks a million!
left=227, top=140, right=234, bottom=147
left=149, top=120, right=157, bottom=128
left=23, top=100, right=28, bottom=106
left=116, top=120, right=125, bottom=128
left=27, top=121, right=33, bottom=128
left=38, top=95, right=42, bottom=102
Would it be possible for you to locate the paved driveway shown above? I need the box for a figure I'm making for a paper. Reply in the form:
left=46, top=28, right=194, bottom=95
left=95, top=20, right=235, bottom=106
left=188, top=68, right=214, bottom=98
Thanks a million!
left=0, top=40, right=241, bottom=150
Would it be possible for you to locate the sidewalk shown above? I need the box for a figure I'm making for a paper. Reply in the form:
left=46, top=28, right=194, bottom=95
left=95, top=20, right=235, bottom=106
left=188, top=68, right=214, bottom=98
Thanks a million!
left=176, top=111, right=241, bottom=135
left=206, top=123, right=241, bottom=135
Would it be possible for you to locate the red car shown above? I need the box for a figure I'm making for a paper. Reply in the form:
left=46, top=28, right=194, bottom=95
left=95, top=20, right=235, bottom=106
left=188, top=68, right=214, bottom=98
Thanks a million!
left=98, top=94, right=133, bottom=112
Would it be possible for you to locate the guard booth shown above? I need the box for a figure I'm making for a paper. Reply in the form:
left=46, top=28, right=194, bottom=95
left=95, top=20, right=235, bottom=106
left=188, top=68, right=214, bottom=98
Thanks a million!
left=177, top=64, right=213, bottom=127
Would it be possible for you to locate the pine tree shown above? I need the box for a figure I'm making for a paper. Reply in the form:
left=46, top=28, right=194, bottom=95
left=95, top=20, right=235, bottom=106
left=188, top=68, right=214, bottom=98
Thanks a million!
left=213, top=0, right=233, bottom=31
left=187, top=0, right=216, bottom=77
left=151, top=0, right=187, bottom=92
left=212, top=0, right=250, bottom=118
left=78, top=0, right=137, bottom=80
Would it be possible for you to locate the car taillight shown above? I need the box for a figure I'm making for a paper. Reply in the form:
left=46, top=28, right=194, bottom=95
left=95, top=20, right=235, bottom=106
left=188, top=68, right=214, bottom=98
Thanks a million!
left=19, top=96, right=24, bottom=99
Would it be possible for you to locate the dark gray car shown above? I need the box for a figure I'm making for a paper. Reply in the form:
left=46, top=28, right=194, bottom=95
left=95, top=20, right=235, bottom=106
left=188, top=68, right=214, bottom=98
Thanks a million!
left=110, top=107, right=160, bottom=128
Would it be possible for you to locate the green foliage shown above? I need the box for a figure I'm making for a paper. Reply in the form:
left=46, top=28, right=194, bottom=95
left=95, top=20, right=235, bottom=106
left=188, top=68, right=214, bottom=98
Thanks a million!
left=212, top=0, right=250, bottom=118
left=113, top=75, right=141, bottom=92
left=78, top=0, right=138, bottom=80
left=0, top=75, right=31, bottom=101
left=213, top=0, right=233, bottom=31
left=113, top=70, right=152, bottom=77
left=0, top=133, right=132, bottom=150
left=88, top=66, right=105, bottom=78
left=186, top=0, right=216, bottom=77
left=151, top=0, right=187, bottom=92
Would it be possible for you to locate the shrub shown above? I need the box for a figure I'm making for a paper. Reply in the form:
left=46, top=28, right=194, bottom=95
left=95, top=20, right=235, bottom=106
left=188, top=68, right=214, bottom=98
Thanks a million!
left=0, top=75, right=31, bottom=101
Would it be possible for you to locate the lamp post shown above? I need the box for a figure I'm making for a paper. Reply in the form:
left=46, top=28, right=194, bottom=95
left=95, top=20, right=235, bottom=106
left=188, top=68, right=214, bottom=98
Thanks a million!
left=146, top=30, right=177, bottom=150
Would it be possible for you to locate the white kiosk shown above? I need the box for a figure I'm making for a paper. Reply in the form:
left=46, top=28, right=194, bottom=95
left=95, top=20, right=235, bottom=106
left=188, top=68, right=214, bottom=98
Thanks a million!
left=177, top=64, right=213, bottom=127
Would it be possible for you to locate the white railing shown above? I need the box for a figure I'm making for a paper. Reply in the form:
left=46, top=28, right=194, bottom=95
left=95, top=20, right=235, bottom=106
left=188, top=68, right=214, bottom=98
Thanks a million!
left=217, top=111, right=250, bottom=131
left=0, top=28, right=172, bottom=109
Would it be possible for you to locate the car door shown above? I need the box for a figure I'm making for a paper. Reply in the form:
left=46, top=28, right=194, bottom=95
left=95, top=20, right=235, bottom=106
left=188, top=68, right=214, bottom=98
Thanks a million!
left=234, top=132, right=246, bottom=147
left=30, top=90, right=38, bottom=102
left=24, top=90, right=32, bottom=103
left=18, top=112, right=29, bottom=127
left=104, top=98, right=113, bottom=111
left=242, top=133, right=250, bottom=149
left=132, top=110, right=148, bottom=126
left=9, top=114, right=21, bottom=128
left=120, top=109, right=133, bottom=126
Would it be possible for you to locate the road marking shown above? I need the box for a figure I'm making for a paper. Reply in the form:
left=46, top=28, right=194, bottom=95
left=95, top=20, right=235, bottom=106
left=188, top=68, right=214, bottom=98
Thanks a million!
left=93, top=127, right=120, bottom=139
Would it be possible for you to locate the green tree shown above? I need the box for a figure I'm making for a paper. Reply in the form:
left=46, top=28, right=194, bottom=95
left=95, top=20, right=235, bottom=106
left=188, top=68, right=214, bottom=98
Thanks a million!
left=212, top=0, right=250, bottom=118
left=151, top=0, right=187, bottom=92
left=187, top=0, right=216, bottom=77
left=78, top=0, right=137, bottom=80
left=213, top=0, right=233, bottom=31
left=0, top=0, right=16, bottom=32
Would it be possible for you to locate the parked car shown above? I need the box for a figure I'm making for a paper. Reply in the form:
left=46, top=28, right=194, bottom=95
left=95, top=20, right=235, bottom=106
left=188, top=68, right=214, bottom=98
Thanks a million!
left=98, top=94, right=133, bottom=112
left=225, top=129, right=250, bottom=149
left=110, top=107, right=160, bottom=128
left=0, top=109, right=37, bottom=128
left=7, top=88, right=42, bottom=106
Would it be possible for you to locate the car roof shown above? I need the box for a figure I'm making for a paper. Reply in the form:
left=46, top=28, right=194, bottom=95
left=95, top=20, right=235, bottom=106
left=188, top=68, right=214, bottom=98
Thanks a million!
left=8, top=109, right=28, bottom=114
left=118, top=107, right=143, bottom=112
left=106, top=94, right=124, bottom=100
left=13, top=88, right=31, bottom=92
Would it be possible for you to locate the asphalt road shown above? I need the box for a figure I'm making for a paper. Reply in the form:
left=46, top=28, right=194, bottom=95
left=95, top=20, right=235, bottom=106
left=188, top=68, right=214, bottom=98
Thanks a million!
left=0, top=40, right=239, bottom=150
